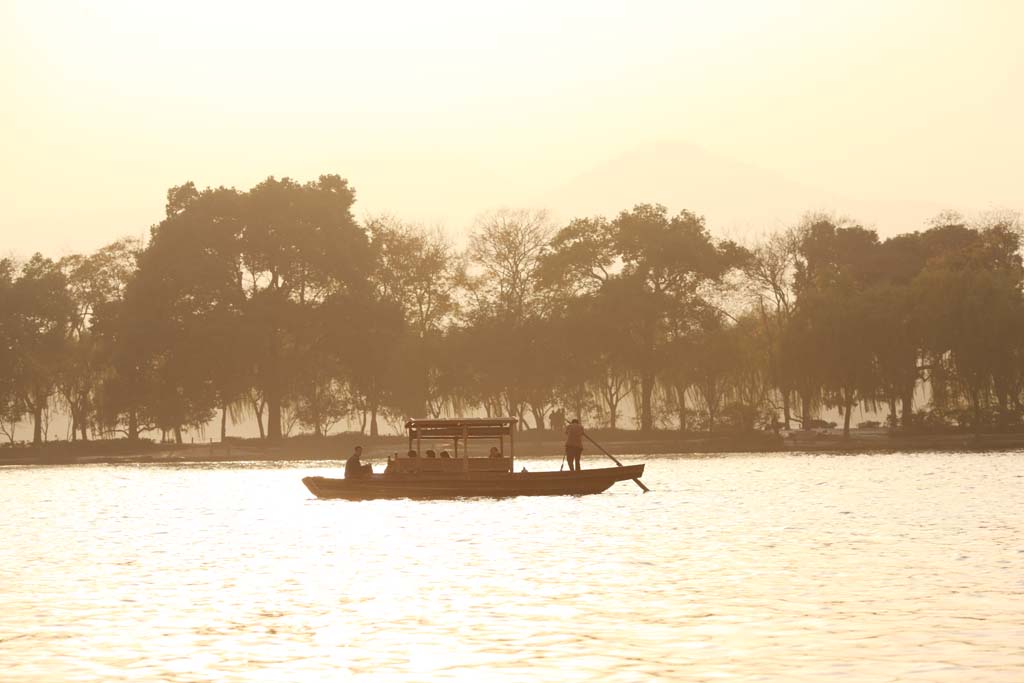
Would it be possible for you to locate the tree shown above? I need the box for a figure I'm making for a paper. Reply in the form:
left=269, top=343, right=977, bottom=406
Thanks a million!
left=111, top=186, right=244, bottom=441
left=542, top=205, right=749, bottom=432
left=7, top=255, right=74, bottom=444
left=581, top=204, right=747, bottom=431
left=537, top=216, right=615, bottom=297
left=57, top=238, right=141, bottom=441
left=0, top=259, right=24, bottom=443
left=800, top=287, right=877, bottom=437
left=912, top=224, right=1023, bottom=432
left=744, top=229, right=800, bottom=428
left=466, top=209, right=554, bottom=323
left=724, top=315, right=774, bottom=432
left=241, top=175, right=370, bottom=439
left=464, top=208, right=555, bottom=422
left=785, top=218, right=888, bottom=437
left=327, top=292, right=406, bottom=436
left=686, top=312, right=748, bottom=433
left=126, top=175, right=372, bottom=441
left=367, top=216, right=459, bottom=418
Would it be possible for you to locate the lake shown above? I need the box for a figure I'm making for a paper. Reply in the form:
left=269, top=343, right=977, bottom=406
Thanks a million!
left=2, top=453, right=1022, bottom=681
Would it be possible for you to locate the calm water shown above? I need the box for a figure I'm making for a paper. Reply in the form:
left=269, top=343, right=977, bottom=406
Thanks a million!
left=2, top=453, right=1023, bottom=682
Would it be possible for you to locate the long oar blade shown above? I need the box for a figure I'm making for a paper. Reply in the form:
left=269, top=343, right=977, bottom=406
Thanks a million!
left=583, top=433, right=650, bottom=493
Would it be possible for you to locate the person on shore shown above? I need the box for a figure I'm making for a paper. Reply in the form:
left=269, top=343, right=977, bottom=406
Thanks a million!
left=565, top=418, right=584, bottom=472
left=345, top=445, right=373, bottom=479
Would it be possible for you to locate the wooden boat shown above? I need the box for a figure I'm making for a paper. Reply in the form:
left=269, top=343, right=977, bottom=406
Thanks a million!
left=302, top=417, right=646, bottom=500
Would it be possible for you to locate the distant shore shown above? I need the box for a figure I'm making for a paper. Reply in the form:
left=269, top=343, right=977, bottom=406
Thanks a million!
left=2, top=428, right=1023, bottom=467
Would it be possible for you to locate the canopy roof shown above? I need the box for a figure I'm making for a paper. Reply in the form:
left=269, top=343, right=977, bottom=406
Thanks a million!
left=405, top=417, right=517, bottom=439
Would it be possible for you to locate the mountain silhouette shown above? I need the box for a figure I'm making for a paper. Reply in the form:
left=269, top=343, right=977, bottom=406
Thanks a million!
left=539, top=141, right=948, bottom=241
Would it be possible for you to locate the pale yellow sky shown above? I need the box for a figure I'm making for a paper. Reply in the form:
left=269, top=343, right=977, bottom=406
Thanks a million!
left=2, top=0, right=1021, bottom=257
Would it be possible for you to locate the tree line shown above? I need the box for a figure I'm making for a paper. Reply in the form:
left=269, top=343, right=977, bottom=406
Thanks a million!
left=2, top=174, right=1021, bottom=444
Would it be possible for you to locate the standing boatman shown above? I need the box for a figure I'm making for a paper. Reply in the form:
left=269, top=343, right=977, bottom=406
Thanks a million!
left=565, top=418, right=584, bottom=472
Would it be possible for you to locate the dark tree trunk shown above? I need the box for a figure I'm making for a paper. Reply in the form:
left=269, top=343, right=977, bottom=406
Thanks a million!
left=675, top=383, right=687, bottom=433
left=782, top=389, right=792, bottom=430
left=842, top=388, right=854, bottom=438
left=174, top=426, right=183, bottom=444
left=252, top=399, right=266, bottom=439
left=128, top=411, right=139, bottom=441
left=901, top=389, right=914, bottom=430
left=640, top=372, right=655, bottom=432
left=79, top=420, right=88, bottom=442
left=707, top=384, right=719, bottom=433
left=220, top=406, right=228, bottom=441
left=267, top=394, right=282, bottom=441
left=972, top=388, right=982, bottom=436
left=312, top=383, right=323, bottom=437
left=370, top=405, right=379, bottom=438
left=32, top=404, right=43, bottom=445
left=800, top=389, right=812, bottom=431
left=603, top=384, right=621, bottom=430
left=266, top=324, right=282, bottom=440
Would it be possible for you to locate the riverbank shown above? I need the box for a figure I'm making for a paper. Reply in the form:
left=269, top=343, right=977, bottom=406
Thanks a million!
left=2, top=428, right=1023, bottom=466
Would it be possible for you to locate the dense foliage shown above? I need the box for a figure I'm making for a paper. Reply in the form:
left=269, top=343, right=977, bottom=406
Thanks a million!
left=2, top=176, right=1021, bottom=443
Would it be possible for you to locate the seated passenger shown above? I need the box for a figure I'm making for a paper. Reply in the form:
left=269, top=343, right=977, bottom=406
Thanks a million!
left=489, top=446, right=503, bottom=458
left=426, top=449, right=437, bottom=458
left=406, top=449, right=418, bottom=458
left=345, top=445, right=373, bottom=479
left=440, top=450, right=451, bottom=459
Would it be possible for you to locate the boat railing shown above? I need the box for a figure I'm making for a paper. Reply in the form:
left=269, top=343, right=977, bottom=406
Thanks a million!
left=386, top=457, right=510, bottom=475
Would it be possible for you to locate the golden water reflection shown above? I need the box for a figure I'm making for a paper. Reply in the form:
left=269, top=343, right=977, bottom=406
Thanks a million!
left=2, top=453, right=1023, bottom=681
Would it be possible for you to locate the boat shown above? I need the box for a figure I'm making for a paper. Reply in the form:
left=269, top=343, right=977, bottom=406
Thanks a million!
left=302, top=417, right=646, bottom=500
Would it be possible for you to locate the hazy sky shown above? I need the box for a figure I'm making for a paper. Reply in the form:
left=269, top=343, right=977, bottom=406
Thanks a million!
left=3, top=0, right=1021, bottom=257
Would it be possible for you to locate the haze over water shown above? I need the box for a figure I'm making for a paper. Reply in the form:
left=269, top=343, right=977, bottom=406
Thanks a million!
left=2, top=453, right=1022, bottom=681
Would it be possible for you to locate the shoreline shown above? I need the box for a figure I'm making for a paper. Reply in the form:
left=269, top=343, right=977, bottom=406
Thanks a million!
left=2, top=429, right=1023, bottom=467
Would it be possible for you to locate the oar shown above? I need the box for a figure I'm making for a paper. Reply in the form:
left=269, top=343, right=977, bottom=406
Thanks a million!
left=583, top=432, right=650, bottom=493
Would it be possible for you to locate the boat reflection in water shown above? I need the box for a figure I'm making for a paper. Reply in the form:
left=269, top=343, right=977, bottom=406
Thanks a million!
left=302, top=417, right=646, bottom=500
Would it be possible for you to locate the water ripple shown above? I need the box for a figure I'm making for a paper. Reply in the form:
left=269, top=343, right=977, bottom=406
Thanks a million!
left=1, top=453, right=1022, bottom=681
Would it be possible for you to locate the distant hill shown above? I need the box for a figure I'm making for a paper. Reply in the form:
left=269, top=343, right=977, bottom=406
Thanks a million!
left=538, top=141, right=949, bottom=241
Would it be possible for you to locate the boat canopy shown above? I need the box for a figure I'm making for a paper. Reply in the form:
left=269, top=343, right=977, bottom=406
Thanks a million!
left=405, top=417, right=517, bottom=438
left=404, top=417, right=518, bottom=466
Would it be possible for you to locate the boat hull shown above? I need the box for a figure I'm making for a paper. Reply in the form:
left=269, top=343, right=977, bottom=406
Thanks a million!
left=302, top=464, right=645, bottom=500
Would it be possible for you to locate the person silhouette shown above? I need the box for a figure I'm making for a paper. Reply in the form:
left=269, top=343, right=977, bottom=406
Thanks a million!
left=564, top=418, right=584, bottom=472
left=345, top=445, right=373, bottom=478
